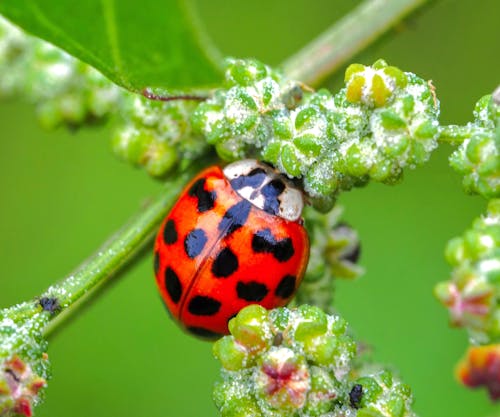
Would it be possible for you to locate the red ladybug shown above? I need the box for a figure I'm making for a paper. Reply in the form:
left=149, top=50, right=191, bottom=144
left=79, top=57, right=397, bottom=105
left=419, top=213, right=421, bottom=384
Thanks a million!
left=153, top=160, right=309, bottom=339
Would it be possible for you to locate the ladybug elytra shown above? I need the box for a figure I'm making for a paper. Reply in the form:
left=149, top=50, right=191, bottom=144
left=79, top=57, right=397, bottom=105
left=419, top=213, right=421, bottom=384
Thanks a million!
left=154, top=160, right=309, bottom=339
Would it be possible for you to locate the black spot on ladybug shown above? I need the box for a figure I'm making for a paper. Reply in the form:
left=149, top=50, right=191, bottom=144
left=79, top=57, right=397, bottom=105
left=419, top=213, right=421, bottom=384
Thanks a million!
left=261, top=179, right=285, bottom=215
left=187, top=326, right=222, bottom=340
left=187, top=296, right=221, bottom=316
left=163, top=219, right=178, bottom=244
left=349, top=384, right=363, bottom=409
left=236, top=281, right=269, bottom=302
left=275, top=275, right=296, bottom=298
left=188, top=178, right=216, bottom=212
left=218, top=200, right=252, bottom=236
left=211, top=247, right=239, bottom=278
left=39, top=297, right=60, bottom=313
left=154, top=251, right=160, bottom=275
left=165, top=267, right=182, bottom=304
left=230, top=167, right=267, bottom=190
left=184, top=228, right=208, bottom=258
left=252, top=228, right=294, bottom=262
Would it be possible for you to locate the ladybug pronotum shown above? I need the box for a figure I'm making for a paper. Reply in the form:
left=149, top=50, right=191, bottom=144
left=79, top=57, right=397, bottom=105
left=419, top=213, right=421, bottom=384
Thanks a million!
left=154, top=159, right=309, bottom=339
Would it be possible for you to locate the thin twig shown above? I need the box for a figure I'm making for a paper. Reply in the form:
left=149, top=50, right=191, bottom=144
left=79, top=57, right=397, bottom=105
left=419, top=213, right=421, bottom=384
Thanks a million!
left=282, top=0, right=429, bottom=85
left=438, top=125, right=474, bottom=144
left=38, top=166, right=200, bottom=337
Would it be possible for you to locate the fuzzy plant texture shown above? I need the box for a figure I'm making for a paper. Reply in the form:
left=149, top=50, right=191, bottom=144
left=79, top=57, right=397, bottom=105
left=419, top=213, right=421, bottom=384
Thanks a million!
left=1, top=11, right=500, bottom=417
left=111, top=93, right=208, bottom=177
left=0, top=17, right=120, bottom=129
left=115, top=59, right=498, bottom=208
left=2, top=13, right=498, bottom=206
left=448, top=94, right=500, bottom=199
left=434, top=199, right=500, bottom=401
left=435, top=199, right=500, bottom=344
left=213, top=305, right=416, bottom=417
left=0, top=304, right=51, bottom=416
left=191, top=58, right=441, bottom=211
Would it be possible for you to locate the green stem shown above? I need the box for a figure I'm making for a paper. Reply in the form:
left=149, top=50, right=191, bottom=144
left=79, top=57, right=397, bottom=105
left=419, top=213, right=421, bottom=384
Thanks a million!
left=282, top=0, right=428, bottom=85
left=26, top=165, right=199, bottom=337
left=438, top=124, right=474, bottom=144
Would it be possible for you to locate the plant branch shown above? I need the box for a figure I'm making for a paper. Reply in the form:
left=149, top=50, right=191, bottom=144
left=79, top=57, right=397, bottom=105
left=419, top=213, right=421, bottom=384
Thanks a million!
left=282, top=0, right=429, bottom=85
left=438, top=124, right=474, bottom=144
left=26, top=165, right=201, bottom=337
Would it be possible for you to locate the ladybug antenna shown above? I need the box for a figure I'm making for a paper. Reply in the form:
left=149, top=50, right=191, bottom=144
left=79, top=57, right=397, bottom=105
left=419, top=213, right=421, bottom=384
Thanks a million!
left=142, top=88, right=208, bottom=102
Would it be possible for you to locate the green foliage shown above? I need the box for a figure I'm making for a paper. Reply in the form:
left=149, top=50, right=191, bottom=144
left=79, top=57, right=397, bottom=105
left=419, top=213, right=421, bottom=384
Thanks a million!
left=112, top=93, right=208, bottom=177
left=0, top=16, right=121, bottom=128
left=191, top=58, right=292, bottom=159
left=304, top=61, right=439, bottom=209
left=352, top=370, right=415, bottom=417
left=213, top=305, right=416, bottom=417
left=4, top=19, right=497, bottom=214
left=193, top=58, right=439, bottom=211
left=0, top=304, right=51, bottom=417
left=435, top=199, right=500, bottom=344
left=449, top=94, right=500, bottom=199
left=0, top=4, right=499, bottom=416
left=213, top=305, right=355, bottom=416
left=0, top=16, right=29, bottom=97
left=0, top=0, right=222, bottom=92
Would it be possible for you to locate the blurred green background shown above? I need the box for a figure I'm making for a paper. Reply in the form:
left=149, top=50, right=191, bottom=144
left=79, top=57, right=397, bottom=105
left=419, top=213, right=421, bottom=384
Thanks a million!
left=0, top=0, right=499, bottom=416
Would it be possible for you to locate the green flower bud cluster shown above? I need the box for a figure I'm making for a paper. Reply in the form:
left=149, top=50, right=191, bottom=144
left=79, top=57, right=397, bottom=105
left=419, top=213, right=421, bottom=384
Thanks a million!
left=112, top=93, right=207, bottom=177
left=0, top=17, right=210, bottom=177
left=263, top=89, right=340, bottom=211
left=0, top=16, right=121, bottom=128
left=349, top=370, right=416, bottom=417
left=304, top=60, right=439, bottom=209
left=278, top=60, right=439, bottom=211
left=474, top=94, right=500, bottom=130
left=344, top=60, right=408, bottom=108
left=449, top=94, right=500, bottom=199
left=434, top=199, right=500, bottom=344
left=0, top=303, right=51, bottom=416
left=0, top=16, right=29, bottom=97
left=26, top=42, right=121, bottom=129
left=193, top=58, right=440, bottom=211
left=213, top=305, right=355, bottom=417
left=213, top=305, right=416, bottom=417
left=293, top=207, right=364, bottom=313
left=191, top=58, right=302, bottom=161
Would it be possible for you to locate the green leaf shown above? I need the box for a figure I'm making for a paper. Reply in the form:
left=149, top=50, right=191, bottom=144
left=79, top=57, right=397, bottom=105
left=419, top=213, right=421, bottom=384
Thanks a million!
left=0, top=0, right=223, bottom=92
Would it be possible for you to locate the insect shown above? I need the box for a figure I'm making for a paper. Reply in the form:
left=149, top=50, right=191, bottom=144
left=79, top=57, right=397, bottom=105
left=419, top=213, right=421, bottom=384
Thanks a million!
left=153, top=159, right=309, bottom=339
left=38, top=296, right=60, bottom=314
left=349, top=384, right=363, bottom=409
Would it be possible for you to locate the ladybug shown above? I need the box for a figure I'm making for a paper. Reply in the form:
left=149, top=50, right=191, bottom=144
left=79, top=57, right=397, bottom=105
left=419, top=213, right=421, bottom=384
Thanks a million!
left=153, top=159, right=309, bottom=339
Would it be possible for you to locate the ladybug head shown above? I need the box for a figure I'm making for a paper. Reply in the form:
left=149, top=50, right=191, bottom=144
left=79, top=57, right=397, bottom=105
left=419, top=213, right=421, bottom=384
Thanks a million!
left=223, top=159, right=304, bottom=222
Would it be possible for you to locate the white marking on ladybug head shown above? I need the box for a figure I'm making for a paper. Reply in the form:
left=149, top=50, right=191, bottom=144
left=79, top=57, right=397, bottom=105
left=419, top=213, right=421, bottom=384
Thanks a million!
left=223, top=159, right=304, bottom=222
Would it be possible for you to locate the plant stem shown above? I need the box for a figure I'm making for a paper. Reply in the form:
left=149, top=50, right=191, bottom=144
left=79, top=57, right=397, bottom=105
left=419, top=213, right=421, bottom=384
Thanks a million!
left=438, top=124, right=474, bottom=144
left=32, top=165, right=199, bottom=337
left=282, top=0, right=428, bottom=85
